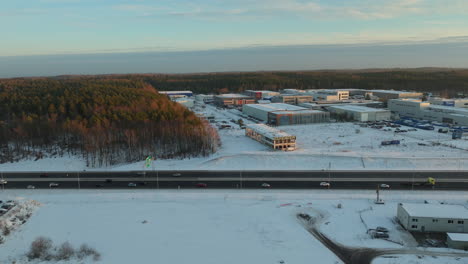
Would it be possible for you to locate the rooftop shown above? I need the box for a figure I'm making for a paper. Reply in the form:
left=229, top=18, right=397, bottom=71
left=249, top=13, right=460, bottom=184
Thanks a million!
left=328, top=105, right=390, bottom=113
left=246, top=124, right=295, bottom=139
left=447, top=233, right=468, bottom=242
left=270, top=109, right=326, bottom=114
left=400, top=203, right=468, bottom=219
left=428, top=105, right=468, bottom=114
left=159, top=91, right=193, bottom=94
left=244, top=103, right=307, bottom=112
left=370, top=90, right=422, bottom=95
left=215, top=94, right=252, bottom=99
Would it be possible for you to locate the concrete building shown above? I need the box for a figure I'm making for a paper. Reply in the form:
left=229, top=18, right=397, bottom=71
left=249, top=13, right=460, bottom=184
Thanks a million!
left=429, top=98, right=468, bottom=108
left=308, top=90, right=350, bottom=101
left=268, top=110, right=330, bottom=126
left=389, top=99, right=468, bottom=125
left=397, top=203, right=468, bottom=233
left=214, top=94, right=255, bottom=107
left=159, top=91, right=193, bottom=98
left=242, top=103, right=306, bottom=121
left=244, top=90, right=280, bottom=100
left=271, top=95, right=313, bottom=105
left=370, top=90, right=423, bottom=102
left=281, top=89, right=305, bottom=94
left=327, top=105, right=391, bottom=122
left=245, top=124, right=296, bottom=151
left=195, top=94, right=214, bottom=103
left=447, top=233, right=468, bottom=250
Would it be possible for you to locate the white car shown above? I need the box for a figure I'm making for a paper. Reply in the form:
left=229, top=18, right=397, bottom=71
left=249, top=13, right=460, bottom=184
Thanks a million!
left=172, top=173, right=182, bottom=177
left=380, top=184, right=390, bottom=189
left=128, top=183, right=137, bottom=187
left=0, top=179, right=7, bottom=185
left=261, top=183, right=271, bottom=188
left=49, top=183, right=59, bottom=188
left=320, top=182, right=330, bottom=187
left=27, top=185, right=36, bottom=189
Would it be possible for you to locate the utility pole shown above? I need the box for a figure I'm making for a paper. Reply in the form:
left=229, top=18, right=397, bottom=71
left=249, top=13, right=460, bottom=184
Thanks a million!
left=328, top=162, right=331, bottom=189
left=240, top=170, right=243, bottom=189
left=78, top=172, right=80, bottom=190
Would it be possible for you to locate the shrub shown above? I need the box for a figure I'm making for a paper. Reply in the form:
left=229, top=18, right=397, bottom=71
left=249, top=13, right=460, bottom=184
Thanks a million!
left=77, top=243, right=101, bottom=261
left=27, top=236, right=53, bottom=260
left=55, top=241, right=75, bottom=260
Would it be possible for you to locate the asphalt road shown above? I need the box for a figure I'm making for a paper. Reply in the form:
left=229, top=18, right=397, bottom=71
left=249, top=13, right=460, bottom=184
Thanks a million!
left=0, top=170, right=467, bottom=190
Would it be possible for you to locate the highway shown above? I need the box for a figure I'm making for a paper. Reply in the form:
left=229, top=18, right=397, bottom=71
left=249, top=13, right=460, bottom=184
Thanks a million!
left=0, top=170, right=467, bottom=190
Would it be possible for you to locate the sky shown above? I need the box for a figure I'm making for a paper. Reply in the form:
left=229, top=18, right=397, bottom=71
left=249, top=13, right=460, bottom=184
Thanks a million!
left=1, top=0, right=468, bottom=76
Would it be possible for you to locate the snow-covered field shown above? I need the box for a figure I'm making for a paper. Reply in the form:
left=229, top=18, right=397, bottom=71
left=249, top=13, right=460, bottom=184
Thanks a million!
left=1, top=103, right=468, bottom=171
left=1, top=190, right=468, bottom=264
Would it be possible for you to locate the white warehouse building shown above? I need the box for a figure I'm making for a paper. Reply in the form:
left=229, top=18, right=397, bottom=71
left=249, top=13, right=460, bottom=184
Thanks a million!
left=242, top=103, right=306, bottom=121
left=397, top=203, right=468, bottom=233
left=389, top=99, right=468, bottom=125
left=327, top=105, right=391, bottom=122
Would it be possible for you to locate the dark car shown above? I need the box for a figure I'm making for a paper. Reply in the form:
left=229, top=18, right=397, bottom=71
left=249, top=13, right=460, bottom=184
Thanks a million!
left=196, top=183, right=207, bottom=188
left=95, top=184, right=104, bottom=188
left=105, top=179, right=113, bottom=183
left=39, top=173, right=48, bottom=178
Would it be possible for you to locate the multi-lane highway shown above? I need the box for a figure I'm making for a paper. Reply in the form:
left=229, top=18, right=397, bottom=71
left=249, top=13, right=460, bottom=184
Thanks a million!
left=1, top=170, right=467, bottom=190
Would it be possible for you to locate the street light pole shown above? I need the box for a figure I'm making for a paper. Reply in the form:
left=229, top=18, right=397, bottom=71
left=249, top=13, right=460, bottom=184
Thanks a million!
left=78, top=172, right=80, bottom=190
left=240, top=170, right=243, bottom=189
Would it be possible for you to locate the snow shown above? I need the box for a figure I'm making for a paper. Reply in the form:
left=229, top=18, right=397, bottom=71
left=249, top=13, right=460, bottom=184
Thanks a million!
left=373, top=254, right=467, bottom=264
left=400, top=203, right=468, bottom=219
left=1, top=190, right=468, bottom=264
left=447, top=233, right=468, bottom=242
left=1, top=103, right=468, bottom=171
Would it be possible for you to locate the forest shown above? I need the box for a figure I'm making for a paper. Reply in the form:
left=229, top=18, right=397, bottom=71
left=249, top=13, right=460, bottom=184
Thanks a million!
left=0, top=78, right=220, bottom=167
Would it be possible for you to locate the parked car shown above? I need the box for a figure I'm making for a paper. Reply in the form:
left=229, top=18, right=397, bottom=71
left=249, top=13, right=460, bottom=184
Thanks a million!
left=380, top=184, right=390, bottom=189
left=49, top=183, right=59, bottom=188
left=261, top=183, right=271, bottom=188
left=376, top=226, right=389, bottom=233
left=26, top=185, right=36, bottom=189
left=320, top=182, right=330, bottom=187
left=196, top=183, right=207, bottom=188
left=0, top=179, right=7, bottom=185
left=128, top=183, right=137, bottom=187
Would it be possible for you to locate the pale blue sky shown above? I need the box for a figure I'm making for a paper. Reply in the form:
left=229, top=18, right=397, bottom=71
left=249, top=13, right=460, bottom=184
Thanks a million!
left=2, top=0, right=468, bottom=56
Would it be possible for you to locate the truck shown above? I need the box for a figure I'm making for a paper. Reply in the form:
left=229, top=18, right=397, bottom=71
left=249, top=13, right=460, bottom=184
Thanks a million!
left=381, top=140, right=400, bottom=146
left=401, top=177, right=436, bottom=187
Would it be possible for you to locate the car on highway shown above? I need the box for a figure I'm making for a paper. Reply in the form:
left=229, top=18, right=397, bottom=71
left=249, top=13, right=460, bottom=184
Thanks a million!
left=195, top=183, right=207, bottom=188
left=135, top=172, right=146, bottom=177
left=95, top=184, right=104, bottom=188
left=261, top=183, right=271, bottom=188
left=26, top=185, right=36, bottom=189
left=320, top=182, right=330, bottom=187
left=105, top=179, right=113, bottom=183
left=39, top=173, right=48, bottom=178
left=172, top=173, right=182, bottom=177
left=380, top=184, right=390, bottom=189
left=0, top=179, right=7, bottom=185
left=49, top=183, right=59, bottom=188
left=128, top=183, right=137, bottom=187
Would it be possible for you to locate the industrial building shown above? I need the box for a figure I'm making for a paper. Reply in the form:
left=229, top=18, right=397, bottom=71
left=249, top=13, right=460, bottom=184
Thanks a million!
left=327, top=105, right=391, bottom=122
left=244, top=90, right=280, bottom=100
left=195, top=94, right=214, bottom=103
left=447, top=233, right=468, bottom=250
left=245, top=124, right=296, bottom=151
left=429, top=98, right=468, bottom=108
left=159, top=91, right=193, bottom=98
left=213, top=94, right=255, bottom=107
left=242, top=103, right=306, bottom=121
left=397, top=203, right=468, bottom=233
left=308, top=90, right=349, bottom=101
left=174, top=98, right=194, bottom=108
left=268, top=110, right=330, bottom=126
left=271, top=94, right=313, bottom=105
left=370, top=90, right=423, bottom=102
left=388, top=99, right=468, bottom=126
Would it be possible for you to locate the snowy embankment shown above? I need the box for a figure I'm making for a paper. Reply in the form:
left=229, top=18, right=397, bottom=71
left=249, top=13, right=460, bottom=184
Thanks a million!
left=1, top=104, right=468, bottom=172
left=1, top=190, right=468, bottom=264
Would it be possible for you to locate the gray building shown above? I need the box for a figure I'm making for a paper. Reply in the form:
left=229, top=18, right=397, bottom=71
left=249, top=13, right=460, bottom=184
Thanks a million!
left=268, top=110, right=330, bottom=126
left=327, top=105, right=391, bottom=122
left=397, top=203, right=468, bottom=233
left=370, top=90, right=423, bottom=102
left=447, top=233, right=468, bottom=250
left=271, top=95, right=313, bottom=105
left=242, top=103, right=307, bottom=121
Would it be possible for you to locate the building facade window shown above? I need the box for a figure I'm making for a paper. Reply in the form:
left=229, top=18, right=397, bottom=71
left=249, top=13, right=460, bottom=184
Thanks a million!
left=411, top=225, right=418, bottom=229
left=448, top=220, right=454, bottom=224
left=432, top=219, right=439, bottom=223
left=412, top=218, right=418, bottom=222
left=458, top=220, right=464, bottom=224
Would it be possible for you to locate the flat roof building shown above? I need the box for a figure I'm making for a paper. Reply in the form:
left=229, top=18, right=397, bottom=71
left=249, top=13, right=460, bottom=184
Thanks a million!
left=244, top=90, right=280, bottom=100
left=268, top=109, right=330, bottom=126
left=397, top=203, right=468, bottom=233
left=389, top=99, right=468, bottom=125
left=214, top=94, right=255, bottom=107
left=307, top=90, right=349, bottom=101
left=159, top=91, right=193, bottom=98
left=242, top=103, right=306, bottom=121
left=370, top=90, right=423, bottom=102
left=447, top=233, right=468, bottom=250
left=327, top=105, right=391, bottom=122
left=245, top=124, right=296, bottom=151
left=271, top=94, right=313, bottom=105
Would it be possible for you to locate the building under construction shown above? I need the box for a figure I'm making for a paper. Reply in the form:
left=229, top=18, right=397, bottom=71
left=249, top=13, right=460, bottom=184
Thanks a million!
left=245, top=124, right=296, bottom=151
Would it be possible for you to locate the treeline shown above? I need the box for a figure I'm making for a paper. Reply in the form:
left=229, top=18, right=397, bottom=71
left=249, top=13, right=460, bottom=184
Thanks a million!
left=0, top=78, right=220, bottom=167
left=112, top=69, right=468, bottom=97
